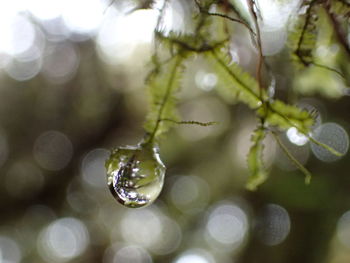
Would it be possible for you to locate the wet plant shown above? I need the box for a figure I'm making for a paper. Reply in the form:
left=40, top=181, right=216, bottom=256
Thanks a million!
left=106, top=0, right=350, bottom=207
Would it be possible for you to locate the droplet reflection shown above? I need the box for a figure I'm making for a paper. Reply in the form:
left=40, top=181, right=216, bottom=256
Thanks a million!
left=105, top=144, right=165, bottom=208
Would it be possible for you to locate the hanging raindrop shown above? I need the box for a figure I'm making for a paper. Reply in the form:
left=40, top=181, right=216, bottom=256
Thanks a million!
left=105, top=143, right=165, bottom=208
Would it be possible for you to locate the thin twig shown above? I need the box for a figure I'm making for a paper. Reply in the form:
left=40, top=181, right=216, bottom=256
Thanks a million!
left=272, top=131, right=312, bottom=184
left=204, top=11, right=256, bottom=36
left=312, top=62, right=345, bottom=79
left=247, top=0, right=266, bottom=107
left=308, top=136, right=343, bottom=156
left=160, top=118, right=218, bottom=126
left=156, top=32, right=228, bottom=53
left=147, top=55, right=183, bottom=143
left=194, top=0, right=256, bottom=36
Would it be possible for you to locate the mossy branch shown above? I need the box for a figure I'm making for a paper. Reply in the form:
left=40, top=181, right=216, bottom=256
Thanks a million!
left=140, top=0, right=348, bottom=191
left=246, top=127, right=268, bottom=190
left=160, top=118, right=218, bottom=126
left=144, top=54, right=184, bottom=143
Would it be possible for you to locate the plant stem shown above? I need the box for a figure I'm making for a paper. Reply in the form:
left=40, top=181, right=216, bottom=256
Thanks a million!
left=146, top=55, right=183, bottom=144
left=272, top=131, right=312, bottom=184
left=247, top=0, right=264, bottom=97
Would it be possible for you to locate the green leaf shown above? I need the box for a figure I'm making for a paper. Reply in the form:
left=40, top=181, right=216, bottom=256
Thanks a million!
left=258, top=100, right=314, bottom=133
left=144, top=55, right=184, bottom=138
left=206, top=49, right=264, bottom=108
left=246, top=127, right=268, bottom=191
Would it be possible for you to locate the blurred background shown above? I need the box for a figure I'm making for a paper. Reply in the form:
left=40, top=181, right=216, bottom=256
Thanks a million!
left=0, top=0, right=350, bottom=262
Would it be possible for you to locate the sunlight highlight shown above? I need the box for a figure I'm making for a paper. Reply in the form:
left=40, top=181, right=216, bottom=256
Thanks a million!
left=97, top=9, right=158, bottom=63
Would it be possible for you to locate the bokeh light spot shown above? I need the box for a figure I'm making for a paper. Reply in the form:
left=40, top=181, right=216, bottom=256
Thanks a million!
left=42, top=42, right=80, bottom=84
left=261, top=28, right=287, bottom=56
left=104, top=244, right=153, bottom=263
left=0, top=15, right=35, bottom=56
left=119, top=208, right=181, bottom=255
left=27, top=0, right=65, bottom=21
left=287, top=127, right=309, bottom=146
left=114, top=245, right=152, bottom=263
left=170, top=175, right=210, bottom=214
left=0, top=236, right=22, bottom=263
left=173, top=249, right=215, bottom=263
left=33, top=130, right=73, bottom=171
left=5, top=57, right=42, bottom=81
left=97, top=8, right=158, bottom=63
left=38, top=217, right=89, bottom=262
left=275, top=134, right=310, bottom=171
left=310, top=123, right=349, bottom=162
left=286, top=127, right=308, bottom=146
left=81, top=148, right=109, bottom=188
left=195, top=71, right=217, bottom=91
left=62, top=0, right=105, bottom=35
left=205, top=202, right=248, bottom=250
left=257, top=204, right=291, bottom=246
left=336, top=210, right=350, bottom=249
left=5, top=161, right=44, bottom=199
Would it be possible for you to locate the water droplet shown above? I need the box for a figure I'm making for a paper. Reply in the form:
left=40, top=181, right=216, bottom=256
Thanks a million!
left=105, top=143, right=165, bottom=208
